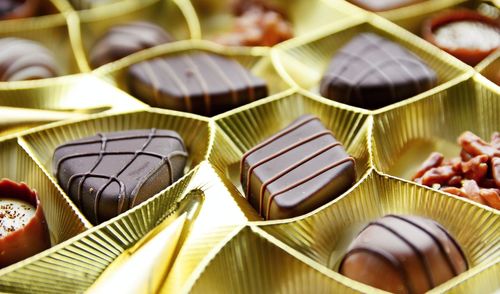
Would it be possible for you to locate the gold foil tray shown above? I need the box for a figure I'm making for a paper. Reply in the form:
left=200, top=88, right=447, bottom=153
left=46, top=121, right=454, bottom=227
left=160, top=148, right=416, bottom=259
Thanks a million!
left=476, top=50, right=500, bottom=87
left=272, top=16, right=473, bottom=112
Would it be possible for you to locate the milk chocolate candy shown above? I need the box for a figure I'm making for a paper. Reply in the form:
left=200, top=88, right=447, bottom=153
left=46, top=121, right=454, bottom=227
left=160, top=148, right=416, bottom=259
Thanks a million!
left=347, top=0, right=425, bottom=12
left=127, top=53, right=268, bottom=116
left=90, top=21, right=174, bottom=68
left=53, top=129, right=187, bottom=224
left=0, top=37, right=59, bottom=81
left=0, top=0, right=40, bottom=20
left=241, top=115, right=356, bottom=220
left=340, top=215, right=468, bottom=294
left=320, top=33, right=437, bottom=109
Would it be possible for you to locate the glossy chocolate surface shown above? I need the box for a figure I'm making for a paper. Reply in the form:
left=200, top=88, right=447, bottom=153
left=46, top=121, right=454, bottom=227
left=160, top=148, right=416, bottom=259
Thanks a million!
left=128, top=53, right=268, bottom=116
left=53, top=129, right=187, bottom=224
left=241, top=115, right=355, bottom=220
left=340, top=215, right=468, bottom=294
left=320, top=33, right=436, bottom=109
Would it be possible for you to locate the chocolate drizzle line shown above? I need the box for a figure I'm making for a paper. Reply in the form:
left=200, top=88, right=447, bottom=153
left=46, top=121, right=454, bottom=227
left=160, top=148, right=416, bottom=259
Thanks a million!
left=182, top=55, right=211, bottom=115
left=156, top=58, right=193, bottom=112
left=201, top=53, right=238, bottom=106
left=55, top=129, right=188, bottom=223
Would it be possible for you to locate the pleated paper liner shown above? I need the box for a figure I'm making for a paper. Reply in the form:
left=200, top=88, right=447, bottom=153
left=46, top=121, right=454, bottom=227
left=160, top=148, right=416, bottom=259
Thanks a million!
left=76, top=0, right=194, bottom=71
left=184, top=225, right=363, bottom=294
left=161, top=162, right=262, bottom=293
left=371, top=75, right=499, bottom=196
left=271, top=15, right=472, bottom=112
left=92, top=40, right=289, bottom=114
left=184, top=0, right=365, bottom=46
left=0, top=74, right=146, bottom=137
left=0, top=138, right=89, bottom=271
left=256, top=169, right=499, bottom=293
left=389, top=0, right=499, bottom=40
left=207, top=89, right=372, bottom=221
left=17, top=107, right=212, bottom=224
left=0, top=169, right=197, bottom=293
left=476, top=49, right=500, bottom=87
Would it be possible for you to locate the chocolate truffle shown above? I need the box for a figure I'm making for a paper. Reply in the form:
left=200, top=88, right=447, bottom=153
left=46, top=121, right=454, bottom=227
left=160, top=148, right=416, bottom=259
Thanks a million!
left=0, top=37, right=59, bottom=81
left=422, top=9, right=500, bottom=66
left=0, top=179, right=50, bottom=268
left=241, top=115, right=355, bottom=220
left=320, top=33, right=437, bottom=109
left=90, top=21, right=174, bottom=68
left=347, top=0, right=425, bottom=12
left=128, top=53, right=268, bottom=116
left=53, top=129, right=187, bottom=224
left=0, top=0, right=40, bottom=21
left=339, top=215, right=468, bottom=294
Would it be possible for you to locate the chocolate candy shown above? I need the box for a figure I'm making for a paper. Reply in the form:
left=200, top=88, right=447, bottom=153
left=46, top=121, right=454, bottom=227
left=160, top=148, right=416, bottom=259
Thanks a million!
left=70, top=0, right=122, bottom=10
left=0, top=37, right=59, bottom=82
left=339, top=215, right=468, bottom=293
left=0, top=0, right=40, bottom=20
left=53, top=129, right=187, bottom=224
left=320, top=33, right=437, bottom=109
left=347, top=0, right=425, bottom=12
left=90, top=21, right=174, bottom=68
left=0, top=179, right=50, bottom=268
left=128, top=53, right=268, bottom=116
left=240, top=115, right=355, bottom=220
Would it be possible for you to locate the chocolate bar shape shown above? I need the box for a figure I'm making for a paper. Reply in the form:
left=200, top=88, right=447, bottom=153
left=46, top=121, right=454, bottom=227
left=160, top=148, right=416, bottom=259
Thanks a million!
left=53, top=129, right=187, bottom=224
left=320, top=33, right=436, bottom=109
left=348, top=0, right=425, bottom=12
left=240, top=115, right=355, bottom=220
left=127, top=53, right=268, bottom=116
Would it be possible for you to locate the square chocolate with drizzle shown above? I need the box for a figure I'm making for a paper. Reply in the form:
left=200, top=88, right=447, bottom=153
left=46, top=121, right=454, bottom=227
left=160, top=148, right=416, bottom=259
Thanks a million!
left=240, top=115, right=356, bottom=220
left=53, top=129, right=187, bottom=224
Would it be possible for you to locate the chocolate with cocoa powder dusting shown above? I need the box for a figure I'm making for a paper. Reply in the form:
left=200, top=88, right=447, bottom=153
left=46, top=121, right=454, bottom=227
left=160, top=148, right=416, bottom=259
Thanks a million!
left=412, top=131, right=500, bottom=210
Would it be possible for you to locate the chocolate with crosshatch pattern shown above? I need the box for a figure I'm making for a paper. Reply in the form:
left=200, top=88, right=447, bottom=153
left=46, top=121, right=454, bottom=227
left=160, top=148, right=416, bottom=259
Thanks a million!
left=127, top=53, right=268, bottom=116
left=240, top=115, right=356, bottom=220
left=53, top=129, right=187, bottom=224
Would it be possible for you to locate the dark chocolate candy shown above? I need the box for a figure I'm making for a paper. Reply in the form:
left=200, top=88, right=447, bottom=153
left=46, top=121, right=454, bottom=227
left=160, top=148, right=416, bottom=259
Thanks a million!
left=339, top=215, right=468, bottom=294
left=0, top=37, right=59, bottom=81
left=53, top=129, right=187, bottom=224
left=320, top=33, right=437, bottom=109
left=0, top=0, right=40, bottom=20
left=127, top=53, right=268, bottom=116
left=240, top=115, right=355, bottom=220
left=90, top=21, right=174, bottom=68
left=347, top=0, right=425, bottom=12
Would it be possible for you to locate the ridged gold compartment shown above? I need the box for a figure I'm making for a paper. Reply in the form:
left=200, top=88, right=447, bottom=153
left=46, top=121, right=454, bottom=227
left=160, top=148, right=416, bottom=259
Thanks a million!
left=257, top=170, right=499, bottom=293
left=18, top=108, right=212, bottom=225
left=208, top=89, right=372, bottom=221
left=0, top=166, right=197, bottom=293
left=77, top=0, right=194, bottom=70
left=371, top=75, right=499, bottom=202
left=184, top=225, right=358, bottom=294
left=0, top=74, right=146, bottom=137
left=271, top=15, right=472, bottom=112
left=0, top=137, right=89, bottom=280
left=185, top=0, right=365, bottom=45
left=93, top=40, right=289, bottom=115
left=476, top=50, right=500, bottom=87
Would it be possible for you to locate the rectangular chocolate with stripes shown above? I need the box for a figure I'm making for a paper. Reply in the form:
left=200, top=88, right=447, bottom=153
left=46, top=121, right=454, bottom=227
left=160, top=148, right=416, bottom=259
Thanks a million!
left=127, top=53, right=268, bottom=116
left=240, top=115, right=356, bottom=220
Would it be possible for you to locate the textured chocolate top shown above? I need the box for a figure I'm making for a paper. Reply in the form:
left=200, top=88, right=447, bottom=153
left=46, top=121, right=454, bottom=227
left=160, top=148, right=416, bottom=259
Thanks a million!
left=53, top=129, right=187, bottom=224
left=320, top=33, right=436, bottom=109
left=90, top=21, right=174, bottom=68
left=241, top=115, right=355, bottom=220
left=0, top=37, right=59, bottom=81
left=128, top=53, right=268, bottom=116
left=434, top=21, right=500, bottom=51
left=348, top=0, right=424, bottom=11
left=340, top=215, right=468, bottom=294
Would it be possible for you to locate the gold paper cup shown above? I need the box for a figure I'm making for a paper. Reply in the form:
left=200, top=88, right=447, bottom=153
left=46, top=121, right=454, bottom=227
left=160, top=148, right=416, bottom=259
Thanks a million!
left=93, top=40, right=289, bottom=116
left=184, top=225, right=357, bottom=294
left=371, top=75, right=499, bottom=211
left=259, top=170, right=500, bottom=293
left=186, top=0, right=365, bottom=46
left=0, top=138, right=89, bottom=271
left=77, top=0, right=193, bottom=70
left=477, top=49, right=500, bottom=87
left=208, top=89, right=371, bottom=221
left=18, top=108, right=212, bottom=224
left=0, top=169, right=197, bottom=293
left=272, top=16, right=472, bottom=112
left=0, top=74, right=146, bottom=137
